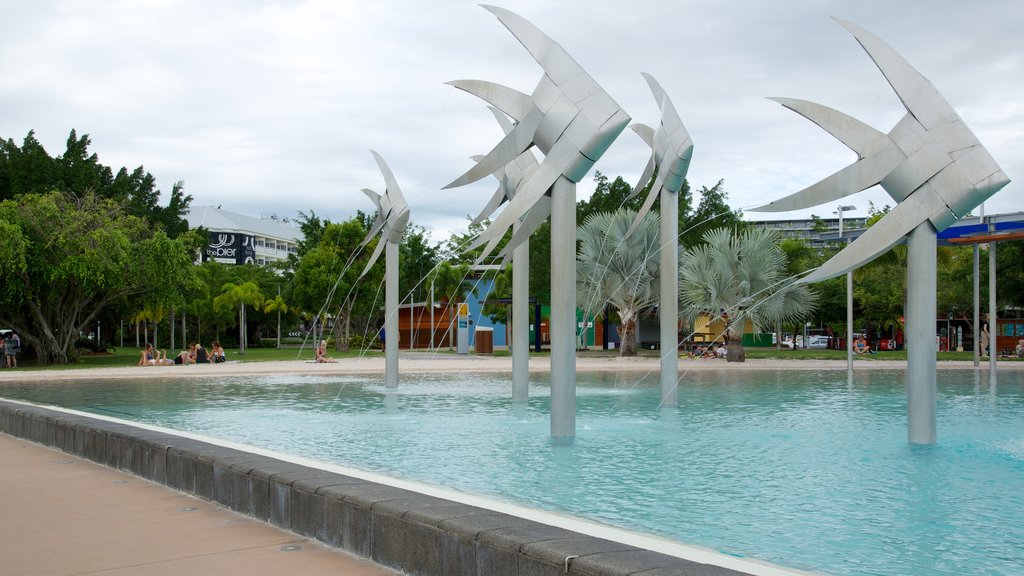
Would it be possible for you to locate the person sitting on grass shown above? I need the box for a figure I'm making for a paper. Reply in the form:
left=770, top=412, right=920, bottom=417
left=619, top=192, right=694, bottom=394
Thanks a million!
left=315, top=340, right=337, bottom=363
left=138, top=343, right=174, bottom=366
left=172, top=344, right=196, bottom=365
left=211, top=341, right=226, bottom=363
left=195, top=341, right=210, bottom=364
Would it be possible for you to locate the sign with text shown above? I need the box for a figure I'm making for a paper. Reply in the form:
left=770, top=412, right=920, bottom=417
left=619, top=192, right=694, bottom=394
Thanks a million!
left=204, top=232, right=256, bottom=265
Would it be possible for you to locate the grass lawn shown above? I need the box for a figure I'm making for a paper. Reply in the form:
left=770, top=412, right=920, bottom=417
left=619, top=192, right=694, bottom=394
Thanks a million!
left=8, top=344, right=1019, bottom=371
left=22, top=345, right=383, bottom=371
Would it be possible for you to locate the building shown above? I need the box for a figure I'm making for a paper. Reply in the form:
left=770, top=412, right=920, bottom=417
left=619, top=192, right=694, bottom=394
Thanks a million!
left=747, top=216, right=868, bottom=248
left=185, top=206, right=302, bottom=265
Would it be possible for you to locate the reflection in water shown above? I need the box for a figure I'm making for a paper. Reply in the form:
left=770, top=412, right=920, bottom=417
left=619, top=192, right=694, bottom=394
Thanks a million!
left=2, top=369, right=1023, bottom=576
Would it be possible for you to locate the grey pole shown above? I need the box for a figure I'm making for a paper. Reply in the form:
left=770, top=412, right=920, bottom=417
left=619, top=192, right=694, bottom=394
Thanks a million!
left=973, top=242, right=980, bottom=366
left=550, top=177, right=576, bottom=440
left=906, top=223, right=937, bottom=444
left=989, top=239, right=997, bottom=377
left=512, top=223, right=530, bottom=402
left=659, top=186, right=679, bottom=407
left=385, top=240, right=399, bottom=388
left=429, top=281, right=435, bottom=352
left=974, top=205, right=984, bottom=366
left=838, top=206, right=854, bottom=374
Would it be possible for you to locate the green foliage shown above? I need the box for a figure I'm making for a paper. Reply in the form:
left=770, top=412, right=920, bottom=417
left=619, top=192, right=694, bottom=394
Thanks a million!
left=680, top=227, right=818, bottom=361
left=400, top=224, right=440, bottom=303
left=291, top=217, right=377, bottom=351
left=0, top=191, right=200, bottom=363
left=0, top=129, right=192, bottom=237
left=576, top=208, right=661, bottom=356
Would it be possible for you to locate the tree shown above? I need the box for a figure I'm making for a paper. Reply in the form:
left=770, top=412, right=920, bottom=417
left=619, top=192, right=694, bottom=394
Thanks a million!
left=0, top=191, right=200, bottom=363
left=263, top=292, right=290, bottom=349
left=425, top=261, right=473, bottom=349
left=291, top=218, right=375, bottom=351
left=0, top=129, right=192, bottom=237
left=679, top=227, right=818, bottom=362
left=576, top=209, right=661, bottom=357
left=214, top=281, right=264, bottom=355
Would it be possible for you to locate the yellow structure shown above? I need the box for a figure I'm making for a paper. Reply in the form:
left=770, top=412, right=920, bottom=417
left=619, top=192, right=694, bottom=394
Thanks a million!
left=691, top=314, right=754, bottom=344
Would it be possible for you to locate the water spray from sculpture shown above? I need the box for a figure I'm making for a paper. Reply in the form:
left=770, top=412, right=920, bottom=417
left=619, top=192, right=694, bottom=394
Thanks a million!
left=445, top=5, right=630, bottom=440
left=359, top=150, right=411, bottom=389
left=750, top=18, right=1009, bottom=444
left=626, top=72, right=693, bottom=408
left=464, top=106, right=542, bottom=401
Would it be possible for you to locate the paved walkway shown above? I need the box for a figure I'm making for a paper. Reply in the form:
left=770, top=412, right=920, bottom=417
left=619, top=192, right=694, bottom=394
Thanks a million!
left=0, top=433, right=398, bottom=576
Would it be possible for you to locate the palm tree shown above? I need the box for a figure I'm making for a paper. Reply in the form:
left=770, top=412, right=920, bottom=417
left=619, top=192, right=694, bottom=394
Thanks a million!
left=213, top=281, right=264, bottom=355
left=263, top=291, right=290, bottom=349
left=426, top=261, right=472, bottom=350
left=679, top=227, right=817, bottom=362
left=576, top=209, right=660, bottom=356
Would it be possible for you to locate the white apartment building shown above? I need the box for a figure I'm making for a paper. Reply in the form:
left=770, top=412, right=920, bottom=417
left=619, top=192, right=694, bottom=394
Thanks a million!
left=185, top=206, right=302, bottom=265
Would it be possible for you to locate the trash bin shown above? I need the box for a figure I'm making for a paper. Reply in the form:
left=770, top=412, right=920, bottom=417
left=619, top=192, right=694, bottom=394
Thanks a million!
left=474, top=327, right=493, bottom=354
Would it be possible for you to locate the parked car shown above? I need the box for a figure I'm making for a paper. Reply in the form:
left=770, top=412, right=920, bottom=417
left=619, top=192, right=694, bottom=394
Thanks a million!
left=772, top=333, right=795, bottom=349
left=795, top=335, right=830, bottom=349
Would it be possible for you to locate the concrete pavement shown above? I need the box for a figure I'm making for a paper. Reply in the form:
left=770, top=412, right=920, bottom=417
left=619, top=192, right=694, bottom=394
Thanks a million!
left=0, top=433, right=398, bottom=576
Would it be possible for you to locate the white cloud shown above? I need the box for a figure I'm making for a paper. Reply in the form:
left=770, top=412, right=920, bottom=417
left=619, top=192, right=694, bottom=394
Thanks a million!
left=1, top=0, right=1020, bottom=239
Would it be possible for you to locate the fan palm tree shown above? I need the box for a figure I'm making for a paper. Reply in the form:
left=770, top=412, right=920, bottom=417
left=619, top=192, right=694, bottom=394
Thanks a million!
left=577, top=209, right=660, bottom=356
left=679, top=227, right=817, bottom=362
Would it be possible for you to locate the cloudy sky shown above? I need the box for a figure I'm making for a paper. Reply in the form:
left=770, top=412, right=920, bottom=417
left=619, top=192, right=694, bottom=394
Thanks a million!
left=1, top=0, right=1020, bottom=241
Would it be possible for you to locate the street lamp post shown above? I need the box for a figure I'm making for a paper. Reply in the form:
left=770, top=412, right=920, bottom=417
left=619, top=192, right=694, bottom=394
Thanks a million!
left=837, top=205, right=856, bottom=373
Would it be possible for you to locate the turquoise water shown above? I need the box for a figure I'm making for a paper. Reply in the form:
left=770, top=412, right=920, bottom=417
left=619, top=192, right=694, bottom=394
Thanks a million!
left=3, top=369, right=1023, bottom=576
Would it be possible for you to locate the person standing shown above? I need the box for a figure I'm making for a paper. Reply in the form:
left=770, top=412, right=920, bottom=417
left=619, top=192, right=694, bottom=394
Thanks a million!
left=980, top=324, right=990, bottom=357
left=4, top=331, right=17, bottom=368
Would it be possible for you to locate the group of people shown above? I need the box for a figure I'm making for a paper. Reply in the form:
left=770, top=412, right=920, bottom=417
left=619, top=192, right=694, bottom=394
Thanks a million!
left=137, top=341, right=226, bottom=366
left=1, top=331, right=21, bottom=368
left=688, top=343, right=727, bottom=359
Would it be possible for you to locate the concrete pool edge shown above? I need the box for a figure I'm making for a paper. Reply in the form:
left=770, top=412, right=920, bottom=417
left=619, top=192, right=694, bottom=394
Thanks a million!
left=0, top=398, right=814, bottom=576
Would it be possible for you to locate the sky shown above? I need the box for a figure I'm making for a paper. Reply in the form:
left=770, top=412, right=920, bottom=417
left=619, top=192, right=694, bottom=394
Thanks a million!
left=1, top=0, right=1020, bottom=242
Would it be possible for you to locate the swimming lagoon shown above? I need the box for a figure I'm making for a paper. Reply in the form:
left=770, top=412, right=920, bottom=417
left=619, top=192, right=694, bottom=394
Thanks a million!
left=3, top=368, right=1022, bottom=576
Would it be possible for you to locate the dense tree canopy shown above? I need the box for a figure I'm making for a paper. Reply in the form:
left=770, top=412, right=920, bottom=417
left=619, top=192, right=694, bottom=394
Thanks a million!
left=290, top=217, right=380, bottom=351
left=1, top=130, right=192, bottom=236
left=0, top=129, right=198, bottom=364
left=0, top=191, right=201, bottom=363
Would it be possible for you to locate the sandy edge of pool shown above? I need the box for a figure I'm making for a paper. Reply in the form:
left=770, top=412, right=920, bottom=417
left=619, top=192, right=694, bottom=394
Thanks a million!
left=0, top=355, right=1017, bottom=383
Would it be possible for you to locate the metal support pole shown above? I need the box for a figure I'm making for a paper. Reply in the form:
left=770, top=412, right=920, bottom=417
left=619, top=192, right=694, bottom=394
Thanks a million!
left=973, top=242, right=980, bottom=366
left=512, top=225, right=530, bottom=402
left=906, top=222, right=937, bottom=444
left=847, top=271, right=854, bottom=369
left=659, top=186, right=678, bottom=407
left=838, top=206, right=855, bottom=375
left=602, top=307, right=609, bottom=350
left=549, top=177, right=576, bottom=440
left=989, top=240, right=997, bottom=377
left=534, top=301, right=542, bottom=352
left=385, top=240, right=399, bottom=388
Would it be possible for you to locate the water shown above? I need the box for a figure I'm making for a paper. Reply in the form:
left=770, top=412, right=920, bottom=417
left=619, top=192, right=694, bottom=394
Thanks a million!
left=3, top=369, right=1023, bottom=576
